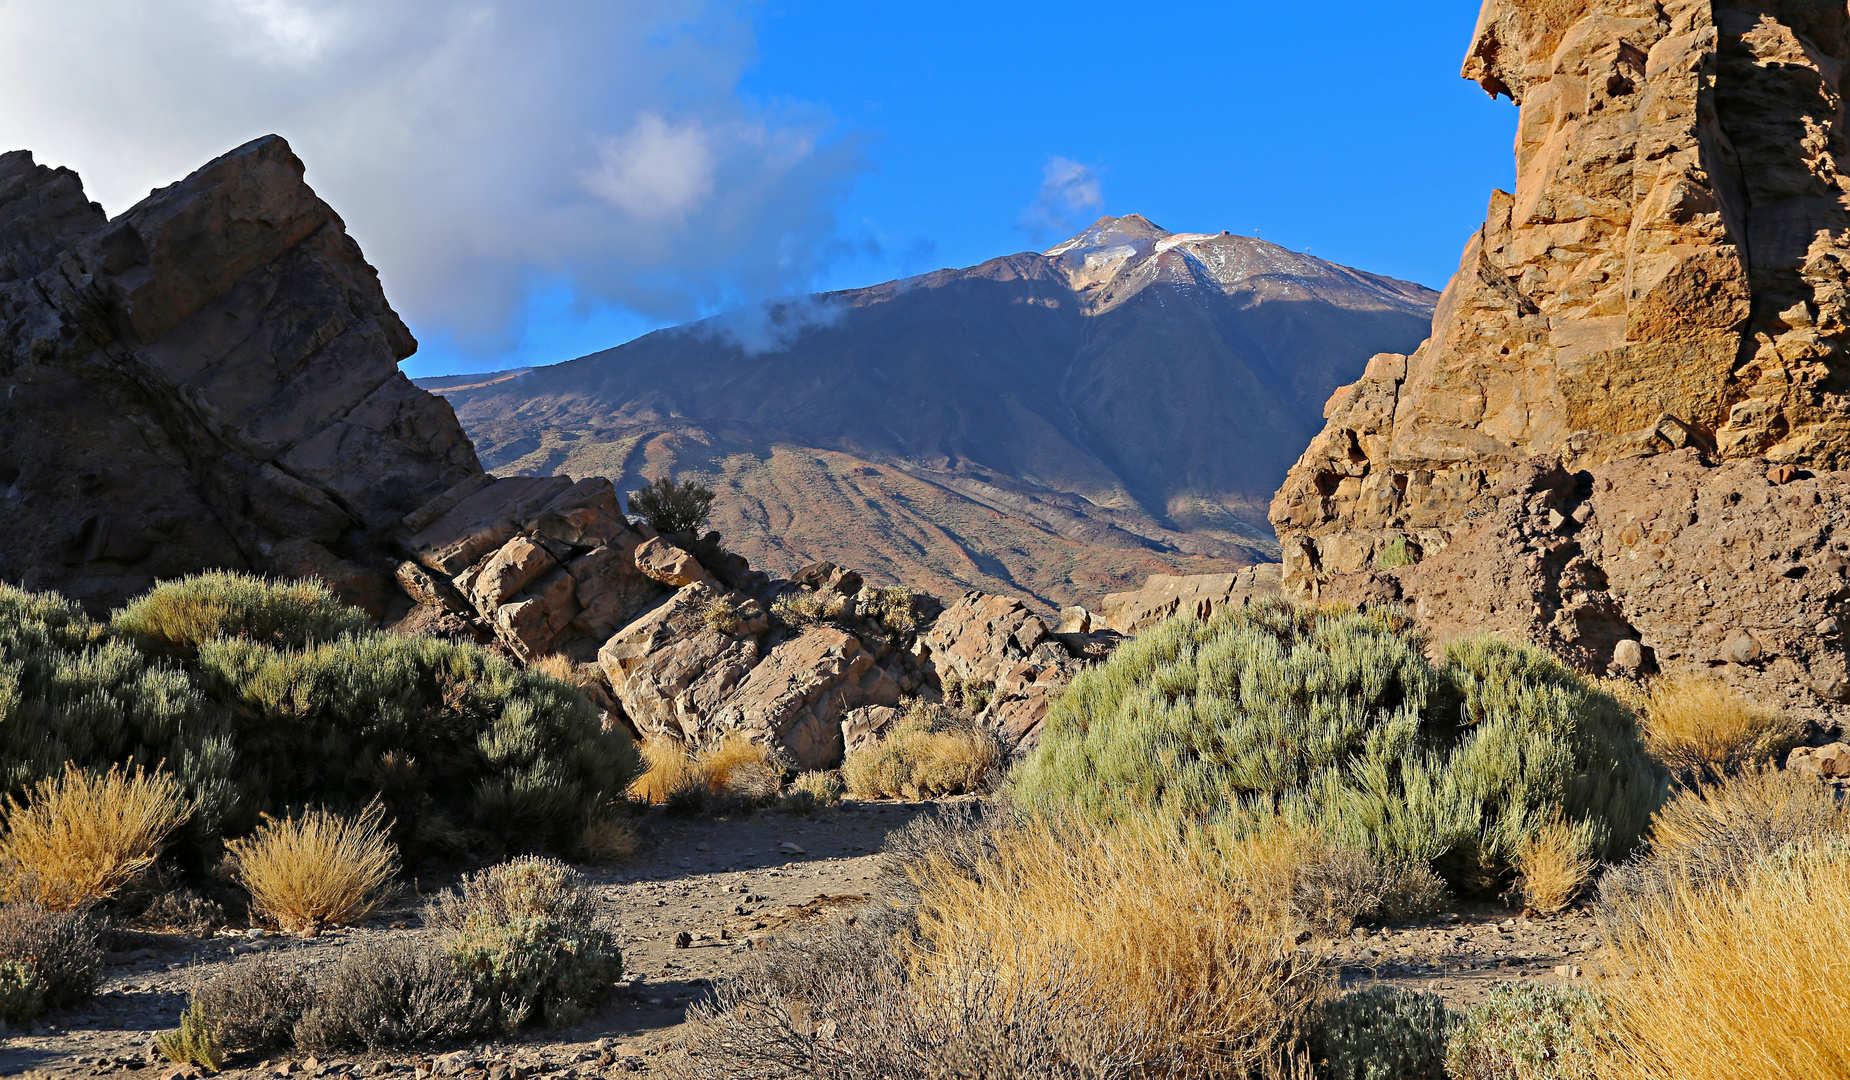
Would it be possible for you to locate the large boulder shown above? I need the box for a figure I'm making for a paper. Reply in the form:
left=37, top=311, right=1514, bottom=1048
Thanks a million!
left=1269, top=0, right=1850, bottom=720
left=0, top=136, right=479, bottom=613
left=1096, top=565, right=1281, bottom=635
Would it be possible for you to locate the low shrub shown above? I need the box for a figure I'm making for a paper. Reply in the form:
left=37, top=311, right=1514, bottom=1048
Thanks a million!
left=628, top=738, right=697, bottom=804
left=0, top=763, right=190, bottom=910
left=1215, top=818, right=1449, bottom=936
left=1517, top=817, right=1598, bottom=914
left=292, top=939, right=492, bottom=1052
left=1596, top=767, right=1847, bottom=953
left=1446, top=982, right=1611, bottom=1080
left=1639, top=674, right=1804, bottom=776
left=229, top=801, right=398, bottom=935
left=627, top=476, right=716, bottom=535
left=789, top=770, right=844, bottom=807
left=2, top=577, right=641, bottom=862
left=1318, top=986, right=1453, bottom=1080
left=1602, top=843, right=1850, bottom=1080
left=576, top=814, right=637, bottom=863
left=695, top=736, right=784, bottom=801
left=425, top=856, right=622, bottom=1029
left=842, top=703, right=1000, bottom=800
left=906, top=812, right=1327, bottom=1076
left=770, top=590, right=840, bottom=627
left=1374, top=537, right=1416, bottom=569
left=1011, top=600, right=1663, bottom=893
left=702, top=596, right=743, bottom=635
left=177, top=953, right=312, bottom=1056
left=157, top=1001, right=224, bottom=1071
left=0, top=903, right=103, bottom=1022
left=629, top=736, right=788, bottom=810
left=860, top=585, right=926, bottom=636
left=112, top=571, right=371, bottom=658
left=669, top=908, right=1153, bottom=1080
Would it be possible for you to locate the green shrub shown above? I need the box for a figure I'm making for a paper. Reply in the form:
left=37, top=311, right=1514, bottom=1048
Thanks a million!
left=861, top=585, right=926, bottom=635
left=628, top=476, right=716, bottom=535
left=1445, top=982, right=1609, bottom=1080
left=1010, top=600, right=1663, bottom=892
left=1, top=577, right=641, bottom=862
left=1318, top=985, right=1454, bottom=1080
left=113, top=571, right=371, bottom=658
left=0, top=903, right=103, bottom=1021
left=426, top=856, right=622, bottom=1029
left=156, top=1001, right=225, bottom=1071
left=1375, top=537, right=1417, bottom=569
left=292, top=939, right=492, bottom=1051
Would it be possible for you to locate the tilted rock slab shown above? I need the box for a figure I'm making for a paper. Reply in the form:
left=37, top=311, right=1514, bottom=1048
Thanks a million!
left=0, top=136, right=478, bottom=613
left=1270, top=0, right=1850, bottom=716
left=1096, top=565, right=1282, bottom=636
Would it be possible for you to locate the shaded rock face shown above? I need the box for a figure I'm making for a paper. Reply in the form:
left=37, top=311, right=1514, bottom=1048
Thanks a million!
left=1270, top=0, right=1850, bottom=717
left=0, top=137, right=478, bottom=613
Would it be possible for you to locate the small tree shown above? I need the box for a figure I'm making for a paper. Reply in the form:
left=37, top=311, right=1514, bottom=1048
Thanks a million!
left=627, top=476, right=716, bottom=535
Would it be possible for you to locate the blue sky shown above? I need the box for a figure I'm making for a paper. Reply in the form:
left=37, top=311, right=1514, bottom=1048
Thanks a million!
left=0, top=0, right=1513, bottom=378
left=411, top=1, right=1514, bottom=376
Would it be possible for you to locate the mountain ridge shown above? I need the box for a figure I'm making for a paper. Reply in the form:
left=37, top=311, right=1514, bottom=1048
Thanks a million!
left=423, top=215, right=1438, bottom=610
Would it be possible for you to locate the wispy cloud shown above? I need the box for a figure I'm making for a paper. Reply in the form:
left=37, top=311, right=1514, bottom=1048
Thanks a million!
left=1020, top=156, right=1103, bottom=242
left=691, top=293, right=848, bottom=356
left=0, top=0, right=871, bottom=360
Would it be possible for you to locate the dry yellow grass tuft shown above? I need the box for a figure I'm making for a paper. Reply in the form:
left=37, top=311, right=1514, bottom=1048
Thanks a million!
left=1517, top=817, right=1598, bottom=914
left=0, top=763, right=190, bottom=910
left=908, top=813, right=1326, bottom=1076
left=627, top=735, right=784, bottom=804
left=530, top=653, right=590, bottom=687
left=577, top=814, right=637, bottom=862
left=695, top=737, right=783, bottom=800
left=1606, top=844, right=1850, bottom=1080
left=842, top=705, right=999, bottom=800
left=228, top=801, right=398, bottom=935
left=628, top=738, right=696, bottom=804
left=1640, top=674, right=1803, bottom=773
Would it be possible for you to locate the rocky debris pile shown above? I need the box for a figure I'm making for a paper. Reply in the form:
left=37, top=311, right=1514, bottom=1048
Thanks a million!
left=1270, top=0, right=1850, bottom=720
left=388, top=475, right=1118, bottom=766
left=1088, top=565, right=1282, bottom=636
left=0, top=136, right=479, bottom=615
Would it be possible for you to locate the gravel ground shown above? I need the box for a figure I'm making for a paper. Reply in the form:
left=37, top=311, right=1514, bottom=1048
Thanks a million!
left=1, top=797, right=1610, bottom=1079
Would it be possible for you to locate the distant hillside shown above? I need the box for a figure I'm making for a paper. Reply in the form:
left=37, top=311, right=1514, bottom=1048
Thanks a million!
left=423, top=215, right=1437, bottom=609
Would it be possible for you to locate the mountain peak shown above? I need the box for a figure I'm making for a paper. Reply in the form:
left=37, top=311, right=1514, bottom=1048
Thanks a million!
left=1043, top=214, right=1171, bottom=259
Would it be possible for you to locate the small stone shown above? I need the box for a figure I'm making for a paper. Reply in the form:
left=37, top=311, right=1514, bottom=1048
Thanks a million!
left=1724, top=632, right=1762, bottom=664
left=1611, top=639, right=1645, bottom=672
left=672, top=931, right=693, bottom=949
left=1554, top=964, right=1583, bottom=979
left=1767, top=464, right=1801, bottom=485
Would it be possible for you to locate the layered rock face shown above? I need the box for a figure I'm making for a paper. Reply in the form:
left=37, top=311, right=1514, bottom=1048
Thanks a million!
left=1271, top=0, right=1850, bottom=715
left=0, top=137, right=478, bottom=613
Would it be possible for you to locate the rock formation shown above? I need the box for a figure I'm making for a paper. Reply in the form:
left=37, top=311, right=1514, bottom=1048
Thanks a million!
left=1272, top=0, right=1850, bottom=718
left=0, top=136, right=478, bottom=614
left=392, top=470, right=1112, bottom=766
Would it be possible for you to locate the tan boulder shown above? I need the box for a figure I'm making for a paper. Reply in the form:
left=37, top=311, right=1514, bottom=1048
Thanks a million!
left=842, top=705, right=902, bottom=757
left=634, top=536, right=716, bottom=589
left=490, top=569, right=580, bottom=660
left=598, top=584, right=762, bottom=740
left=709, top=626, right=902, bottom=771
left=404, top=475, right=574, bottom=576
left=1097, top=565, right=1281, bottom=635
left=466, top=534, right=559, bottom=608
left=565, top=536, right=668, bottom=641
left=1788, top=743, right=1850, bottom=780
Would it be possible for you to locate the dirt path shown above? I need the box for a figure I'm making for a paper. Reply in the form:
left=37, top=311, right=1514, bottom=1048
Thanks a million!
left=1, top=797, right=1612, bottom=1078
left=0, top=799, right=951, bottom=1078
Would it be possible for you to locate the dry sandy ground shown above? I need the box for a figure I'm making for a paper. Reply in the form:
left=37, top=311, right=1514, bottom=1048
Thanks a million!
left=1, top=798, right=1607, bottom=1079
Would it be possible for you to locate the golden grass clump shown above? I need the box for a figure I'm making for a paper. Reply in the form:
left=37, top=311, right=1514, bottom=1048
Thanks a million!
left=0, top=763, right=190, bottom=910
left=695, top=736, right=783, bottom=800
left=627, top=735, right=783, bottom=804
left=842, top=704, right=999, bottom=800
left=628, top=738, right=697, bottom=804
left=576, top=814, right=637, bottom=862
left=1639, top=673, right=1804, bottom=773
left=228, top=801, right=398, bottom=935
left=1605, top=843, right=1850, bottom=1080
left=908, top=813, right=1326, bottom=1076
left=1517, top=817, right=1599, bottom=914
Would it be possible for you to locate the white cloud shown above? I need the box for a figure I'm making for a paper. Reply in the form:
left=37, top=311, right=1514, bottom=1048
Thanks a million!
left=585, top=113, right=717, bottom=221
left=692, top=293, right=846, bottom=356
left=0, top=0, right=870, bottom=356
left=1020, top=155, right=1103, bottom=241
